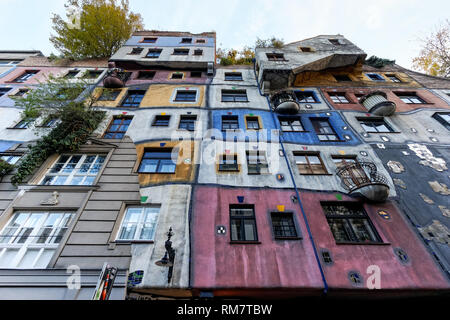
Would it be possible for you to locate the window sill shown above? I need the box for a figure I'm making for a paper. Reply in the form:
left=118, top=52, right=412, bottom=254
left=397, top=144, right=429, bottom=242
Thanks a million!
left=19, top=184, right=100, bottom=191
left=335, top=241, right=390, bottom=246
left=114, top=240, right=154, bottom=244
left=7, top=127, right=28, bottom=130
left=229, top=241, right=261, bottom=244
left=274, top=237, right=302, bottom=241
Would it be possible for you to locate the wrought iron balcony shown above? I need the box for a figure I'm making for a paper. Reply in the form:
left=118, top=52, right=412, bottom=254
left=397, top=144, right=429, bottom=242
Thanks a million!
left=270, top=91, right=300, bottom=114
left=103, top=70, right=131, bottom=88
left=359, top=91, right=396, bottom=116
left=336, top=161, right=390, bottom=202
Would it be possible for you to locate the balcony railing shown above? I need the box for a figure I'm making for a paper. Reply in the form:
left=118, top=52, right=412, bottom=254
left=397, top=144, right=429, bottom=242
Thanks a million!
left=359, top=91, right=396, bottom=116
left=270, top=91, right=300, bottom=114
left=336, top=161, right=390, bottom=202
left=103, top=69, right=131, bottom=88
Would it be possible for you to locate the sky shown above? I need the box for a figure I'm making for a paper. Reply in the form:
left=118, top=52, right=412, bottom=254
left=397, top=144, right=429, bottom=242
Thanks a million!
left=0, top=0, right=449, bottom=69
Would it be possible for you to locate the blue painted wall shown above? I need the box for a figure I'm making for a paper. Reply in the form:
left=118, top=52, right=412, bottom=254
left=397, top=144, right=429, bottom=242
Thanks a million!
left=125, top=36, right=215, bottom=47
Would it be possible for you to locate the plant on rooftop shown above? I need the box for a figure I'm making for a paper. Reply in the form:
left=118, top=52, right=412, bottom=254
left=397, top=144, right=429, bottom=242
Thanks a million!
left=364, top=56, right=396, bottom=68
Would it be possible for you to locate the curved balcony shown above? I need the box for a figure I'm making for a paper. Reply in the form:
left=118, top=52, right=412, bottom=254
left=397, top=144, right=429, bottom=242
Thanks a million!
left=336, top=161, right=390, bottom=202
left=270, top=91, right=300, bottom=114
left=359, top=91, right=396, bottom=116
left=103, top=70, right=131, bottom=88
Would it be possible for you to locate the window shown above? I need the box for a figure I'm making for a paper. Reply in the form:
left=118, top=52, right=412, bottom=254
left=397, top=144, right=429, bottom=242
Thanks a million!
left=221, top=90, right=248, bottom=102
left=294, top=152, right=328, bottom=175
left=98, top=89, right=121, bottom=101
left=121, top=90, right=145, bottom=107
left=230, top=205, right=257, bottom=242
left=0, top=155, right=21, bottom=165
left=0, top=60, right=19, bottom=65
left=332, top=155, right=368, bottom=187
left=432, top=112, right=450, bottom=130
left=222, top=115, right=239, bottom=130
left=138, top=148, right=177, bottom=173
left=82, top=70, right=103, bottom=79
left=173, top=49, right=189, bottom=56
left=137, top=71, right=155, bottom=80
left=12, top=89, right=29, bottom=97
left=311, top=118, right=339, bottom=141
left=181, top=38, right=192, bottom=43
left=299, top=47, right=313, bottom=52
left=178, top=115, right=197, bottom=131
left=322, top=203, right=382, bottom=243
left=104, top=116, right=133, bottom=139
left=0, top=88, right=10, bottom=96
left=385, top=74, right=401, bottom=82
left=295, top=91, right=318, bottom=103
left=0, top=211, right=74, bottom=268
left=279, top=116, right=304, bottom=132
left=12, top=70, right=39, bottom=83
left=174, top=90, right=197, bottom=102
left=328, top=39, right=341, bottom=45
left=394, top=92, right=426, bottom=104
left=334, top=74, right=352, bottom=82
left=42, top=117, right=58, bottom=128
left=328, top=93, right=349, bottom=104
left=193, top=49, right=203, bottom=56
left=358, top=117, right=394, bottom=133
left=366, top=73, right=385, bottom=81
left=117, top=206, right=160, bottom=241
left=190, top=71, right=202, bottom=78
left=64, top=70, right=79, bottom=78
left=13, top=119, right=33, bottom=129
left=142, top=37, right=157, bottom=43
left=146, top=49, right=162, bottom=58
left=246, top=150, right=269, bottom=175
left=266, top=53, right=285, bottom=61
left=129, top=47, right=144, bottom=55
left=171, top=73, right=183, bottom=79
left=41, top=154, right=106, bottom=186
left=245, top=116, right=260, bottom=130
left=225, top=72, right=243, bottom=81
left=271, top=212, right=298, bottom=238
left=152, top=115, right=170, bottom=126
left=196, top=39, right=206, bottom=43
left=219, top=154, right=239, bottom=171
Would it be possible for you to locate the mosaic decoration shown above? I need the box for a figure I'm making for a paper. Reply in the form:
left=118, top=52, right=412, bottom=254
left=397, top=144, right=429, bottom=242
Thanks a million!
left=276, top=173, right=285, bottom=181
left=438, top=206, right=450, bottom=218
left=418, top=220, right=450, bottom=245
left=394, top=248, right=409, bottom=264
left=290, top=195, right=298, bottom=203
left=408, top=144, right=447, bottom=172
left=419, top=193, right=434, bottom=204
left=377, top=143, right=385, bottom=149
left=348, top=271, right=363, bottom=286
left=359, top=151, right=368, bottom=157
left=160, top=142, right=166, bottom=147
left=335, top=194, right=343, bottom=201
left=321, top=249, right=333, bottom=265
left=216, top=225, right=226, bottom=235
left=377, top=210, right=391, bottom=220
left=387, top=160, right=405, bottom=173
left=277, top=205, right=285, bottom=212
left=393, top=178, right=407, bottom=189
left=428, top=181, right=450, bottom=195
left=127, top=270, right=144, bottom=287
left=237, top=196, right=244, bottom=203
left=140, top=196, right=148, bottom=203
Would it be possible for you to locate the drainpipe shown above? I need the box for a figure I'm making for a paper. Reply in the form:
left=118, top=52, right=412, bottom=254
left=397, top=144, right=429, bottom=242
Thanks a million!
left=252, top=59, right=329, bottom=295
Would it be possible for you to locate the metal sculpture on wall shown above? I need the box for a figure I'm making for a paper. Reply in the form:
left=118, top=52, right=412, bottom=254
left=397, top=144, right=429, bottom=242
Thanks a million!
left=155, top=227, right=176, bottom=284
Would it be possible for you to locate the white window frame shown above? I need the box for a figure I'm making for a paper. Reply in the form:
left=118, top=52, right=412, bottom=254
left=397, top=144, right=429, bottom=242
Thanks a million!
left=0, top=154, right=21, bottom=165
left=171, top=87, right=199, bottom=104
left=0, top=211, right=74, bottom=269
left=41, top=154, right=106, bottom=186
left=116, top=206, right=160, bottom=241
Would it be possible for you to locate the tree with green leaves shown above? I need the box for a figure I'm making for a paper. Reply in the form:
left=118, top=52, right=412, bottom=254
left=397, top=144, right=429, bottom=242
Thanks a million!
left=412, top=20, right=450, bottom=77
left=50, top=0, right=144, bottom=60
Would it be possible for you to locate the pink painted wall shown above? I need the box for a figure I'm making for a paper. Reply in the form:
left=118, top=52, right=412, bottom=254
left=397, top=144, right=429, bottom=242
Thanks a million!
left=192, top=186, right=450, bottom=294
left=125, top=70, right=210, bottom=86
left=0, top=67, right=69, bottom=85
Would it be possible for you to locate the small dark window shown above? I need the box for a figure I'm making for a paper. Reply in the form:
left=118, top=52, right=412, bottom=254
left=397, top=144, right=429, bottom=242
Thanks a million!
left=271, top=212, right=298, bottom=238
left=13, top=70, right=39, bottom=83
left=121, top=90, right=146, bottom=107
left=178, top=115, right=197, bottom=131
left=193, top=49, right=203, bottom=56
left=138, top=148, right=177, bottom=173
left=358, top=117, right=394, bottom=133
left=328, top=39, right=341, bottom=45
left=246, top=150, right=268, bottom=175
left=432, top=112, right=450, bottom=130
left=230, top=204, right=257, bottom=242
left=104, top=116, right=133, bottom=139
left=311, top=118, right=339, bottom=141
left=385, top=74, right=401, bottom=82
left=295, top=91, right=318, bottom=103
left=173, top=49, right=189, bottom=55
left=246, top=116, right=260, bottom=130
left=219, top=154, right=239, bottom=172
left=64, top=70, right=79, bottom=78
left=294, top=152, right=328, bottom=175
left=181, top=38, right=192, bottom=43
left=130, top=47, right=144, bottom=55
left=146, top=49, right=162, bottom=58
left=98, top=89, right=121, bottom=101
left=328, top=92, right=349, bottom=103
left=190, top=71, right=202, bottom=78
left=195, top=39, right=206, bottom=43
left=279, top=116, right=304, bottom=132
left=266, top=53, right=285, bottom=61
left=394, top=92, right=426, bottom=104
left=366, top=73, right=385, bottom=81
left=321, top=251, right=333, bottom=264
left=152, top=115, right=170, bottom=126
left=221, top=90, right=248, bottom=102
left=299, top=47, right=313, bottom=52
left=174, top=90, right=197, bottom=102
left=171, top=73, right=183, bottom=79
left=334, top=74, right=352, bottom=82
left=225, top=72, right=243, bottom=81
left=0, top=88, right=10, bottom=96
left=222, top=115, right=239, bottom=130
left=137, top=71, right=155, bottom=79
left=142, top=37, right=157, bottom=43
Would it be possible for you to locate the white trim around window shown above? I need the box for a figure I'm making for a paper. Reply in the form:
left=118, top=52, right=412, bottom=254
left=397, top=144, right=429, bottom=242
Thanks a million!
left=116, top=206, right=160, bottom=242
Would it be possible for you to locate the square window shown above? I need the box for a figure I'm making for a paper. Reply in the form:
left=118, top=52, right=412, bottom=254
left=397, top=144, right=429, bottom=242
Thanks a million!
left=130, top=47, right=144, bottom=55
left=310, top=118, right=339, bottom=141
left=334, top=74, right=352, bottom=82
left=266, top=53, right=285, bottom=61
left=295, top=91, right=318, bottom=103
left=278, top=116, right=304, bottom=132
left=152, top=115, right=170, bottom=126
left=104, top=116, right=133, bottom=139
left=222, top=115, right=239, bottom=130
left=190, top=71, right=202, bottom=78
left=357, top=117, right=394, bottom=133
left=271, top=212, right=298, bottom=238
left=193, top=49, right=203, bottom=56
left=225, top=72, right=243, bottom=81
left=246, top=150, right=268, bottom=175
left=173, top=49, right=189, bottom=56
left=121, top=90, right=146, bottom=107
left=221, top=90, right=248, bottom=102
left=219, top=154, right=239, bottom=172
left=171, top=73, right=183, bottom=80
left=138, top=148, right=177, bottom=173
left=394, top=92, right=426, bottom=104
left=174, top=90, right=197, bottom=102
left=294, top=152, right=328, bottom=175
left=137, top=71, right=155, bottom=80
left=230, top=204, right=257, bottom=241
left=178, top=115, right=197, bottom=131
left=146, top=49, right=162, bottom=58
left=245, top=116, right=260, bottom=130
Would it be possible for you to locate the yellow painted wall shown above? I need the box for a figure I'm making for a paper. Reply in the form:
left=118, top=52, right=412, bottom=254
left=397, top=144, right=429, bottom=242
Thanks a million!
left=92, top=87, right=128, bottom=107
left=141, top=84, right=205, bottom=107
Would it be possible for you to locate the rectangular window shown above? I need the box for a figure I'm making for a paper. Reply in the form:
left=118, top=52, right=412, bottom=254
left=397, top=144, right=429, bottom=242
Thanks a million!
left=0, top=211, right=74, bottom=268
left=98, top=89, right=121, bottom=101
left=83, top=70, right=103, bottom=79
left=178, top=115, right=197, bottom=131
left=138, top=148, right=177, bottom=173
left=219, top=154, right=239, bottom=172
left=174, top=90, right=197, bottom=102
left=171, top=73, right=183, bottom=79
left=121, top=90, right=145, bottom=107
left=221, top=90, right=248, bottom=102
left=146, top=49, right=162, bottom=58
left=152, top=115, right=170, bottom=126
left=245, top=116, right=260, bottom=130
left=246, top=150, right=269, bottom=175
left=394, top=92, right=426, bottom=104
left=142, top=37, right=157, bottom=43
left=310, top=118, right=339, bottom=141
left=117, top=206, right=160, bottom=241
left=13, top=119, right=33, bottom=129
left=137, top=71, right=155, bottom=80
left=328, top=93, right=349, bottom=104
left=366, top=73, right=385, bottom=81
left=0, top=155, right=21, bottom=165
left=41, top=154, right=105, bottom=186
left=230, top=205, right=257, bottom=242
left=328, top=39, right=341, bottom=45
left=130, top=47, right=144, bottom=55
left=385, top=74, right=401, bottom=82
left=104, top=116, right=133, bottom=139
left=0, top=88, right=10, bottom=96
left=42, top=117, right=58, bottom=128
left=181, top=38, right=192, bottom=43
left=196, top=39, right=206, bottom=44
left=193, top=49, right=203, bottom=56
left=12, top=70, right=39, bottom=83
left=64, top=70, right=79, bottom=78
left=225, top=72, right=243, bottom=81
left=294, top=152, right=328, bottom=175
left=190, top=71, right=202, bottom=78
left=271, top=212, right=298, bottom=238
left=432, top=112, right=450, bottom=130
left=266, top=53, right=285, bottom=61
left=173, top=49, right=189, bottom=56
left=279, top=116, right=304, bottom=132
left=322, top=203, right=382, bottom=244
left=222, top=115, right=239, bottom=130
left=334, top=74, right=352, bottom=82
left=358, top=117, right=394, bottom=133
left=13, top=89, right=29, bottom=97
left=295, top=91, right=318, bottom=103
